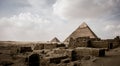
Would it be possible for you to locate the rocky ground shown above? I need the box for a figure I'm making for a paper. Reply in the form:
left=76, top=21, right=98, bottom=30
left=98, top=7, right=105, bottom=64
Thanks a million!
left=0, top=46, right=120, bottom=66
left=81, top=47, right=120, bottom=66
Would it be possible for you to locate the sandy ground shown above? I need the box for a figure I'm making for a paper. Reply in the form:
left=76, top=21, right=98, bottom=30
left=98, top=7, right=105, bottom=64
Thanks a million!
left=81, top=47, right=120, bottom=66
left=1, top=47, right=120, bottom=66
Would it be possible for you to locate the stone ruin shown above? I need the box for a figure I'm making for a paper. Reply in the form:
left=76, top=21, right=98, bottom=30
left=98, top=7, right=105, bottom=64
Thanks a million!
left=14, top=23, right=120, bottom=66
left=68, top=36, right=120, bottom=50
left=20, top=47, right=33, bottom=53
left=0, top=22, right=120, bottom=66
left=66, top=22, right=120, bottom=50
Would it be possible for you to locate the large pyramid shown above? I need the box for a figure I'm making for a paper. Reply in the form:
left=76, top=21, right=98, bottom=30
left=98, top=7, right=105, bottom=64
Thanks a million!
left=64, top=22, right=98, bottom=42
left=50, top=37, right=60, bottom=43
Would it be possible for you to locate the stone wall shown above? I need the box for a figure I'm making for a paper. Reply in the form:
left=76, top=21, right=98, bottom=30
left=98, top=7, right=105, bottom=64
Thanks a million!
left=91, top=39, right=120, bottom=49
left=74, top=47, right=105, bottom=57
left=34, top=43, right=66, bottom=50
left=107, top=39, right=120, bottom=48
left=0, top=45, right=19, bottom=54
left=91, top=40, right=108, bottom=48
left=68, top=36, right=120, bottom=49
left=20, top=47, right=33, bottom=53
left=43, top=54, right=68, bottom=64
left=34, top=43, right=44, bottom=50
left=68, top=38, right=88, bottom=48
left=44, top=43, right=58, bottom=49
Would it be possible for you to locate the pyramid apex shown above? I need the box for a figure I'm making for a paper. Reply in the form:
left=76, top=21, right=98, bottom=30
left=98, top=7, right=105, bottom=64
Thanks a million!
left=82, top=22, right=87, bottom=24
left=79, top=22, right=88, bottom=28
left=50, top=37, right=60, bottom=42
left=53, top=37, right=57, bottom=39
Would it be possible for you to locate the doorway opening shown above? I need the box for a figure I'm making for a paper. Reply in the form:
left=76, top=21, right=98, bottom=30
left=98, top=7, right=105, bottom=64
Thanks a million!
left=109, top=43, right=113, bottom=49
left=29, top=54, right=40, bottom=66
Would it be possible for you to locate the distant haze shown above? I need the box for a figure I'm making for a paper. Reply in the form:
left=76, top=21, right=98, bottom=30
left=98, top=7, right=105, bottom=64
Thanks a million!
left=0, top=0, right=120, bottom=41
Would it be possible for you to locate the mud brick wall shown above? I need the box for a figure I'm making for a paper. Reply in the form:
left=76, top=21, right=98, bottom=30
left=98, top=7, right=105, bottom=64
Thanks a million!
left=107, top=40, right=120, bottom=48
left=91, top=39, right=120, bottom=49
left=68, top=41, right=88, bottom=48
left=53, top=49, right=74, bottom=58
left=72, top=41, right=88, bottom=48
left=74, top=47, right=105, bottom=57
left=34, top=43, right=60, bottom=50
left=68, top=38, right=88, bottom=48
left=113, top=41, right=120, bottom=48
left=75, top=47, right=91, bottom=59
left=91, top=48, right=105, bottom=56
left=91, top=40, right=109, bottom=48
left=68, top=36, right=120, bottom=49
left=53, top=48, right=76, bottom=61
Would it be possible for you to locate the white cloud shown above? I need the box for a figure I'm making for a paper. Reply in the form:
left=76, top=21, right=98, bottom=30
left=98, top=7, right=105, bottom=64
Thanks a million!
left=103, top=24, right=120, bottom=38
left=53, top=0, right=120, bottom=20
left=0, top=12, right=73, bottom=41
left=0, top=12, right=50, bottom=28
left=0, top=0, right=120, bottom=41
left=104, top=24, right=120, bottom=31
left=104, top=25, right=115, bottom=31
left=0, top=12, right=53, bottom=41
left=115, top=31, right=120, bottom=36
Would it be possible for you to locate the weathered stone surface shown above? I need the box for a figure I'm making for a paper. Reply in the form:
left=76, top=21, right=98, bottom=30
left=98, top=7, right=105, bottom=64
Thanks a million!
left=20, top=47, right=33, bottom=53
left=44, top=54, right=68, bottom=64
left=75, top=47, right=105, bottom=57
left=68, top=37, right=92, bottom=48
left=64, top=22, right=98, bottom=42
left=34, top=44, right=44, bottom=50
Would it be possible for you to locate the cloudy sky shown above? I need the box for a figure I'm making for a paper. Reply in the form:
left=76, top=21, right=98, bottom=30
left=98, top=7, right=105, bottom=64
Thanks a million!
left=0, top=0, right=120, bottom=41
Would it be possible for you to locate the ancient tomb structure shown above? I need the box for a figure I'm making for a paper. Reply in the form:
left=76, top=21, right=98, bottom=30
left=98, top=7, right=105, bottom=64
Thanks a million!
left=64, top=22, right=98, bottom=43
left=50, top=37, right=60, bottom=43
left=66, top=22, right=120, bottom=49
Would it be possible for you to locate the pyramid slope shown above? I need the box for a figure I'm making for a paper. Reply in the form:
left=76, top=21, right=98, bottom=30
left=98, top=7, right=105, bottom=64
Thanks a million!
left=64, top=22, right=98, bottom=42
left=51, top=37, right=60, bottom=42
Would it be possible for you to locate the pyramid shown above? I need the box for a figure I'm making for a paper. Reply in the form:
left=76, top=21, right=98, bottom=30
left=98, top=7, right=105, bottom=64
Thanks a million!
left=64, top=22, right=98, bottom=42
left=50, top=37, right=60, bottom=42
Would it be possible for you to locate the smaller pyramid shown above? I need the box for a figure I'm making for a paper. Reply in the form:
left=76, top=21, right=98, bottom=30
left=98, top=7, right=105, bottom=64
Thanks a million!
left=50, top=37, right=60, bottom=43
